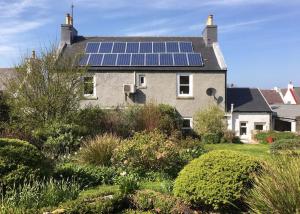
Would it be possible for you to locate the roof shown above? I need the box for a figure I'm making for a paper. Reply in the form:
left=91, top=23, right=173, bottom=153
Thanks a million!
left=261, top=89, right=284, bottom=105
left=271, top=104, right=300, bottom=120
left=62, top=36, right=224, bottom=72
left=227, top=88, right=272, bottom=113
left=0, top=68, right=17, bottom=91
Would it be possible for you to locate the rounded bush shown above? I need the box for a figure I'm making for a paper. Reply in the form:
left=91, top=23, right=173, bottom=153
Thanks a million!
left=270, top=139, right=300, bottom=154
left=173, top=150, right=260, bottom=211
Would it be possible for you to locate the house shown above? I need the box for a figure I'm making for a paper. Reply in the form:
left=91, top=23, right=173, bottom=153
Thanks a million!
left=226, top=88, right=272, bottom=142
left=59, top=14, right=227, bottom=129
left=282, top=82, right=300, bottom=104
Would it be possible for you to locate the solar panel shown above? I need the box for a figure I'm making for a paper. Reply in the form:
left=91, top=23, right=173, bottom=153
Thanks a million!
left=146, top=54, right=159, bottom=66
left=79, top=54, right=90, bottom=66
left=187, top=53, right=203, bottom=66
left=99, top=42, right=113, bottom=53
left=179, top=42, right=193, bottom=52
left=173, top=53, right=188, bottom=66
left=88, top=54, right=103, bottom=66
left=86, top=43, right=100, bottom=53
left=160, top=54, right=173, bottom=66
left=102, top=54, right=117, bottom=66
left=166, top=42, right=179, bottom=53
left=117, top=54, right=131, bottom=66
left=153, top=42, right=165, bottom=53
left=131, top=54, right=145, bottom=66
left=139, top=42, right=152, bottom=53
left=126, top=42, right=139, bottom=53
left=112, top=42, right=126, bottom=53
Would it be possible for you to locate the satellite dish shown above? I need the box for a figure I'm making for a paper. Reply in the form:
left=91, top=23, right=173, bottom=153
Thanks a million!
left=206, top=88, right=216, bottom=96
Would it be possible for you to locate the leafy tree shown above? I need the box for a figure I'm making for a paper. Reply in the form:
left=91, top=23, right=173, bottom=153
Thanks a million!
left=4, top=47, right=86, bottom=130
left=193, top=105, right=226, bottom=136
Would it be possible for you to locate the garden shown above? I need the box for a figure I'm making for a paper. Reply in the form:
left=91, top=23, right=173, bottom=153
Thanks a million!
left=0, top=48, right=300, bottom=213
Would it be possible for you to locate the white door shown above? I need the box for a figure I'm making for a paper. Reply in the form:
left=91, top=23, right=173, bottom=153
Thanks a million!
left=239, top=122, right=249, bottom=141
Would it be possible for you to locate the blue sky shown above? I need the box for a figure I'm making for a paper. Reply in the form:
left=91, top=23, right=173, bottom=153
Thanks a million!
left=0, top=0, right=299, bottom=88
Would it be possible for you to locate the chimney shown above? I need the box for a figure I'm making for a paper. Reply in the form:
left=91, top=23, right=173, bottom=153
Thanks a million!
left=60, top=13, right=78, bottom=45
left=202, top=15, right=218, bottom=47
left=288, top=81, right=294, bottom=90
left=31, top=50, right=36, bottom=59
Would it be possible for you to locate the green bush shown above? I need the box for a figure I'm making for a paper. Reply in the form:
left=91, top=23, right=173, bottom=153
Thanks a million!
left=220, top=130, right=241, bottom=144
left=177, top=138, right=207, bottom=163
left=193, top=105, right=226, bottom=136
left=0, top=178, right=80, bottom=212
left=255, top=131, right=299, bottom=144
left=78, top=133, right=121, bottom=166
left=112, top=130, right=184, bottom=177
left=270, top=138, right=300, bottom=154
left=54, top=162, right=116, bottom=189
left=115, top=172, right=140, bottom=194
left=0, top=138, right=52, bottom=188
left=247, top=156, right=300, bottom=213
left=173, top=150, right=261, bottom=211
left=123, top=209, right=155, bottom=214
left=201, top=132, right=222, bottom=144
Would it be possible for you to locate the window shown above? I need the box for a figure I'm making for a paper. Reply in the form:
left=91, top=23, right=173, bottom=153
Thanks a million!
left=177, top=74, right=193, bottom=97
left=138, top=74, right=146, bottom=87
left=182, top=118, right=193, bottom=129
left=83, top=76, right=95, bottom=96
left=255, top=123, right=265, bottom=131
left=240, top=122, right=247, bottom=135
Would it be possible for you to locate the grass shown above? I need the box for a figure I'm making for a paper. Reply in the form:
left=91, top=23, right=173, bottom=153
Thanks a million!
left=204, top=143, right=270, bottom=159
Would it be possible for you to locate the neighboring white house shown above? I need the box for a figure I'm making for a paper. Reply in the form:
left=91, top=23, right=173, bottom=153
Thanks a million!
left=226, top=88, right=272, bottom=142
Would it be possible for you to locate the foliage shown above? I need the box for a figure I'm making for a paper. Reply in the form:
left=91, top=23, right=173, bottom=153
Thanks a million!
left=0, top=93, right=10, bottom=124
left=193, top=105, right=226, bottom=136
left=112, top=130, right=185, bottom=177
left=115, top=171, right=140, bottom=194
left=4, top=46, right=86, bottom=131
left=177, top=138, right=207, bottom=163
left=0, top=138, right=52, bottom=188
left=123, top=209, right=155, bottom=214
left=54, top=162, right=116, bottom=189
left=255, top=131, right=299, bottom=144
left=78, top=133, right=121, bottom=166
left=201, top=132, right=222, bottom=144
left=220, top=130, right=241, bottom=144
left=0, top=178, right=80, bottom=212
left=173, top=150, right=261, bottom=211
left=247, top=156, right=300, bottom=213
left=270, top=138, right=300, bottom=154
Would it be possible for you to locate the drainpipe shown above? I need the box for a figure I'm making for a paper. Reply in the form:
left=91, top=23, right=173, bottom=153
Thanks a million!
left=230, top=103, right=234, bottom=131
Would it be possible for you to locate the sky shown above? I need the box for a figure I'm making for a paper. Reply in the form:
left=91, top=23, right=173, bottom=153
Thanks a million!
left=0, top=0, right=299, bottom=88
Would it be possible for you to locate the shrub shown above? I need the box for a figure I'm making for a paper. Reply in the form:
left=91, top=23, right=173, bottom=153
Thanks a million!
left=112, top=130, right=184, bottom=177
left=123, top=209, right=155, bottom=214
left=0, top=178, right=80, bottom=211
left=193, top=105, right=226, bottom=136
left=247, top=156, right=300, bottom=213
left=220, top=130, right=241, bottom=144
left=78, top=133, right=121, bottom=166
left=0, top=138, right=52, bottom=188
left=255, top=131, right=299, bottom=144
left=54, top=162, right=116, bottom=189
left=115, top=172, right=140, bottom=195
left=270, top=139, right=300, bottom=154
left=177, top=138, right=207, bottom=163
left=173, top=150, right=261, bottom=211
left=157, top=104, right=182, bottom=135
left=201, top=132, right=222, bottom=144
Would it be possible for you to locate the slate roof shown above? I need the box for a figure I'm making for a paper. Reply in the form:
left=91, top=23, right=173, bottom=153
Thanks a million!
left=0, top=68, right=17, bottom=91
left=227, top=88, right=272, bottom=112
left=62, top=36, right=224, bottom=72
left=271, top=104, right=300, bottom=120
left=261, top=89, right=284, bottom=105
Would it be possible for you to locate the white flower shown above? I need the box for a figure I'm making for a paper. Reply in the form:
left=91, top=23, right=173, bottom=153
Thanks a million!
left=120, top=171, right=127, bottom=176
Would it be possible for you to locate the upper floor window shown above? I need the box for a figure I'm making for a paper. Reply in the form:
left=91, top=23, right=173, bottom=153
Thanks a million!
left=138, top=74, right=146, bottom=87
left=177, top=73, right=193, bottom=97
left=83, top=76, right=95, bottom=96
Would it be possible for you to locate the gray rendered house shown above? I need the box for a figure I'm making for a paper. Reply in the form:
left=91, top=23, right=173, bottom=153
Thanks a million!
left=60, top=14, right=227, bottom=129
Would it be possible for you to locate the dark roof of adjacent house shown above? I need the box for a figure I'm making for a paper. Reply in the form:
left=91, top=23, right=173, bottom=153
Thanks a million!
left=62, top=36, right=223, bottom=72
left=227, top=88, right=272, bottom=112
left=261, top=89, right=284, bottom=105
left=0, top=68, right=17, bottom=91
left=271, top=104, right=300, bottom=120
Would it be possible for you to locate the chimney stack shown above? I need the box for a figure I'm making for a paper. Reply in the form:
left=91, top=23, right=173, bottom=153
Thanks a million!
left=202, top=15, right=218, bottom=47
left=60, top=13, right=77, bottom=45
left=31, top=50, right=36, bottom=59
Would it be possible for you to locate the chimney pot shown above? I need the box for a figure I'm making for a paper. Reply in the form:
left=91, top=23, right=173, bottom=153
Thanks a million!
left=206, top=15, right=214, bottom=26
left=32, top=50, right=36, bottom=59
left=66, top=13, right=71, bottom=25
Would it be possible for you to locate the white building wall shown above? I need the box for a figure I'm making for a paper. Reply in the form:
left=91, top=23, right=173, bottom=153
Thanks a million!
left=229, top=112, right=271, bottom=142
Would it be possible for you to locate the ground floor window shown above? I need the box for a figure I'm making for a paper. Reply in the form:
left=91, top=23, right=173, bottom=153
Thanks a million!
left=182, top=118, right=193, bottom=129
left=240, top=122, right=247, bottom=135
left=254, top=123, right=265, bottom=131
left=83, top=76, right=95, bottom=96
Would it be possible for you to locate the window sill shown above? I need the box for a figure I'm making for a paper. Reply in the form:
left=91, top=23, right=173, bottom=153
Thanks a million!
left=137, top=86, right=147, bottom=89
left=177, top=96, right=194, bottom=100
left=83, top=96, right=98, bottom=100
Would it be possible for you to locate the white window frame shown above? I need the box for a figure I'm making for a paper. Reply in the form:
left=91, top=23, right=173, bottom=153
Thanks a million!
left=177, top=73, right=193, bottom=97
left=254, top=122, right=265, bottom=131
left=83, top=75, right=96, bottom=97
left=182, top=117, right=193, bottom=129
left=240, top=122, right=248, bottom=136
left=138, top=74, right=146, bottom=88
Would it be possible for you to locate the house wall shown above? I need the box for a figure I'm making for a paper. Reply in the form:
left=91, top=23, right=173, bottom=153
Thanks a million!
left=228, top=112, right=271, bottom=142
left=283, top=89, right=297, bottom=104
left=80, top=71, right=226, bottom=118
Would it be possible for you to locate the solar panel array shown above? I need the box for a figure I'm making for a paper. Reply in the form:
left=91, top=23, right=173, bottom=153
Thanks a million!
left=80, top=41, right=203, bottom=67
